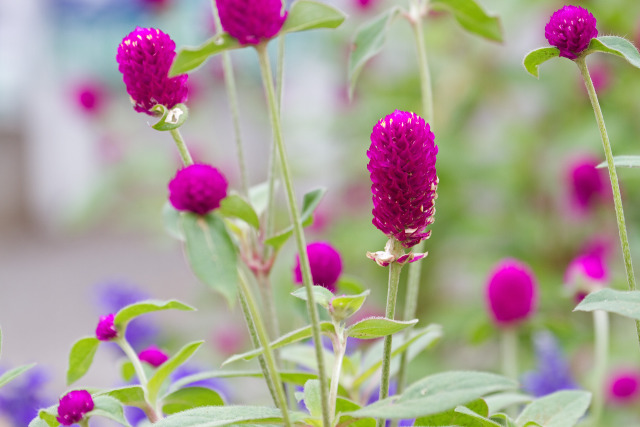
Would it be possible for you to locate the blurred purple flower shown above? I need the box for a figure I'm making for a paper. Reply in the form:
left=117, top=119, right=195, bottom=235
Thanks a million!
left=138, top=345, right=169, bottom=367
left=72, top=80, right=108, bottom=116
left=564, top=245, right=609, bottom=302
left=293, top=242, right=343, bottom=293
left=216, top=0, right=287, bottom=45
left=521, top=331, right=579, bottom=397
left=171, top=365, right=230, bottom=401
left=0, top=365, right=50, bottom=426
left=485, top=259, right=538, bottom=327
left=56, top=390, right=94, bottom=426
left=125, top=406, right=148, bottom=425
left=606, top=369, right=640, bottom=405
left=545, top=5, right=598, bottom=59
left=567, top=156, right=607, bottom=214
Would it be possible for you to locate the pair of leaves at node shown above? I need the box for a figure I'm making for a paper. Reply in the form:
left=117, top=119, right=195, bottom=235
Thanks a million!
left=349, top=0, right=503, bottom=97
left=291, top=285, right=370, bottom=322
left=169, top=0, right=347, bottom=76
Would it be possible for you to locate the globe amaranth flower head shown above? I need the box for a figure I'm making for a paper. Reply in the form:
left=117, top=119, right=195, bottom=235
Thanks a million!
left=606, top=369, right=640, bottom=405
left=293, top=242, right=343, bottom=293
left=367, top=110, right=438, bottom=248
left=138, top=345, right=169, bottom=367
left=96, top=313, right=118, bottom=341
left=117, top=27, right=188, bottom=115
left=169, top=164, right=228, bottom=215
left=56, top=390, right=94, bottom=426
left=545, top=5, right=598, bottom=60
left=485, top=259, right=538, bottom=327
left=567, top=156, right=607, bottom=213
left=216, top=0, right=287, bottom=45
left=564, top=248, right=608, bottom=302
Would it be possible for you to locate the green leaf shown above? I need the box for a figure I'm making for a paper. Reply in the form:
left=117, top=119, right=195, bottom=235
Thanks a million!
left=181, top=212, right=239, bottom=307
left=153, top=405, right=305, bottom=426
left=523, top=47, right=560, bottom=78
left=115, top=300, right=195, bottom=331
left=218, top=194, right=261, bottom=229
left=89, top=395, right=131, bottom=426
left=416, top=399, right=501, bottom=427
left=330, top=290, right=370, bottom=321
left=121, top=361, right=136, bottom=382
left=303, top=379, right=323, bottom=418
left=347, top=371, right=517, bottom=419
left=573, top=288, right=640, bottom=320
left=335, top=399, right=376, bottom=427
left=431, top=0, right=502, bottom=42
left=248, top=181, right=276, bottom=216
left=348, top=7, right=402, bottom=98
left=148, top=341, right=204, bottom=406
left=491, top=413, right=518, bottom=427
left=170, top=34, right=242, bottom=76
left=28, top=417, right=53, bottom=427
left=265, top=187, right=327, bottom=249
left=587, top=36, right=640, bottom=69
left=346, top=317, right=417, bottom=339
left=100, top=385, right=147, bottom=408
left=163, top=202, right=185, bottom=241
left=281, top=0, right=346, bottom=34
left=36, top=407, right=59, bottom=427
left=0, top=363, right=35, bottom=389
left=291, top=285, right=334, bottom=308
left=66, top=336, right=99, bottom=385
left=222, top=322, right=334, bottom=365
left=597, top=155, right=640, bottom=169
left=485, top=392, right=533, bottom=414
left=163, top=387, right=225, bottom=415
left=515, top=390, right=591, bottom=427
left=151, top=104, right=189, bottom=131
left=336, top=276, right=366, bottom=294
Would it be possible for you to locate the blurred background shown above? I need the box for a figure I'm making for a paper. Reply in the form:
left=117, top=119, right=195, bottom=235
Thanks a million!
left=3, top=0, right=640, bottom=424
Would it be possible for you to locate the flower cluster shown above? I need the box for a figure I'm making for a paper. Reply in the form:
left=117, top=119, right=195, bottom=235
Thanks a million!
left=545, top=5, right=598, bottom=59
left=168, top=164, right=229, bottom=215
left=56, top=390, right=94, bottom=426
left=216, top=0, right=287, bottom=45
left=293, top=242, right=343, bottom=292
left=485, top=259, right=538, bottom=327
left=95, top=313, right=118, bottom=341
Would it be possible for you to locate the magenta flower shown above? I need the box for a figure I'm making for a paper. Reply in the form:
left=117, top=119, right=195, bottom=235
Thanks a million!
left=564, top=250, right=608, bottom=302
left=216, top=0, right=287, bottom=45
left=607, top=369, right=640, bottom=405
left=568, top=156, right=607, bottom=212
left=485, top=259, right=538, bottom=327
left=545, top=5, right=598, bottom=60
left=367, top=110, right=438, bottom=248
left=293, top=242, right=343, bottom=293
left=56, top=390, right=94, bottom=426
left=73, top=81, right=107, bottom=115
left=116, top=27, right=188, bottom=115
left=95, top=313, right=118, bottom=341
left=168, top=164, right=228, bottom=215
left=138, top=345, right=169, bottom=367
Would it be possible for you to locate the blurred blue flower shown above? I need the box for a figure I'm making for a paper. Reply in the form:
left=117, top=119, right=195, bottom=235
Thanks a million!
left=367, top=381, right=414, bottom=426
left=521, top=331, right=579, bottom=397
left=0, top=365, right=51, bottom=426
left=94, top=280, right=159, bottom=351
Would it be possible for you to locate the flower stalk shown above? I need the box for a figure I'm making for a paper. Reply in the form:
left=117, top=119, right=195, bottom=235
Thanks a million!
left=591, top=310, right=609, bottom=426
left=329, top=323, right=346, bottom=425
left=170, top=128, right=194, bottom=166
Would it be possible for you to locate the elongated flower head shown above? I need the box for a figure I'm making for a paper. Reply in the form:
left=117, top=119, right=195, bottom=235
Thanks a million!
left=485, top=259, right=538, bottom=327
left=95, top=313, right=118, bottom=341
left=568, top=157, right=606, bottom=212
left=56, top=390, right=94, bottom=426
left=216, top=0, right=287, bottom=45
left=293, top=242, right=343, bottom=292
left=117, top=27, right=188, bottom=115
left=607, top=369, right=640, bottom=405
left=367, top=110, right=438, bottom=248
left=168, top=164, right=228, bottom=215
left=138, top=345, right=169, bottom=367
left=545, top=6, right=598, bottom=59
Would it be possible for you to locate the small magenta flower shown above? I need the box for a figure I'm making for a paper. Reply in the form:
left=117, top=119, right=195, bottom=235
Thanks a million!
left=545, top=5, right=598, bottom=60
left=485, top=259, right=538, bottom=327
left=216, top=0, right=287, bottom=46
left=116, top=27, right=188, bottom=115
left=138, top=345, right=169, bottom=367
left=606, top=369, right=640, bottom=405
left=168, top=164, right=228, bottom=215
left=564, top=249, right=608, bottom=302
left=56, top=390, right=94, bottom=426
left=367, top=110, right=438, bottom=248
left=293, top=242, right=343, bottom=293
left=567, top=156, right=607, bottom=213
left=95, top=313, right=118, bottom=341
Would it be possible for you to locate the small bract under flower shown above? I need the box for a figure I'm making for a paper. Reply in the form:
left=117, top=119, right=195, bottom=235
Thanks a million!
left=56, top=390, right=94, bottom=426
left=293, top=242, right=343, bottom=293
left=545, top=5, right=598, bottom=59
left=95, top=313, right=118, bottom=341
left=216, top=0, right=287, bottom=45
left=168, top=164, right=228, bottom=215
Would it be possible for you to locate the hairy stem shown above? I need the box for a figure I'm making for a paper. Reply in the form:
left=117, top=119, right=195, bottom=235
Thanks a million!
left=169, top=128, right=193, bottom=166
left=256, top=42, right=331, bottom=427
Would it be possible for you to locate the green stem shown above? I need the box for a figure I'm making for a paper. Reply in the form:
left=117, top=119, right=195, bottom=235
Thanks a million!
left=238, top=270, right=291, bottom=426
left=329, top=324, right=346, bottom=425
left=500, top=327, right=518, bottom=381
left=576, top=57, right=640, bottom=345
left=169, top=128, right=194, bottom=166
left=78, top=419, right=90, bottom=427
left=377, top=239, right=405, bottom=427
left=257, top=270, right=280, bottom=341
left=591, top=310, right=609, bottom=426
left=255, top=42, right=331, bottom=427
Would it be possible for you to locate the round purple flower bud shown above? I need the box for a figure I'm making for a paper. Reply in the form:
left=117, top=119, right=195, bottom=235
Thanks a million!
left=545, top=6, right=598, bottom=60
left=168, top=164, right=228, bottom=215
left=367, top=110, right=438, bottom=248
left=216, top=0, right=288, bottom=46
left=116, top=27, right=188, bottom=115
left=485, top=259, right=538, bottom=327
left=138, top=345, right=169, bottom=367
left=568, top=157, right=607, bottom=212
left=56, top=390, right=94, bottom=426
left=95, top=313, right=118, bottom=341
left=607, top=369, right=640, bottom=405
left=293, top=242, right=343, bottom=293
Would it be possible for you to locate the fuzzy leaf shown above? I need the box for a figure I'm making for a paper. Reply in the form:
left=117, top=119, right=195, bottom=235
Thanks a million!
left=346, top=317, right=417, bottom=339
left=170, top=34, right=241, bottom=76
left=330, top=290, right=370, bottom=321
left=249, top=181, right=277, bottom=216
left=281, top=0, right=346, bottom=34
left=574, top=288, right=640, bottom=320
left=218, top=193, right=261, bottom=229
left=181, top=212, right=239, bottom=307
left=0, top=363, right=35, bottom=389
left=485, top=392, right=533, bottom=414
left=148, top=341, right=204, bottom=405
left=587, top=36, right=640, bottom=69
left=115, top=300, right=195, bottom=330
left=153, top=406, right=306, bottom=426
left=416, top=399, right=500, bottom=426
left=597, top=155, right=640, bottom=169
left=515, top=390, right=591, bottom=427
left=89, top=395, right=131, bottom=426
left=431, top=0, right=502, bottom=42
left=163, top=202, right=185, bottom=241
left=66, top=337, right=99, bottom=385
left=100, top=385, right=147, bottom=408
left=303, top=379, right=323, bottom=419
left=291, top=285, right=334, bottom=308
left=162, top=387, right=225, bottom=415
left=523, top=47, right=560, bottom=78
